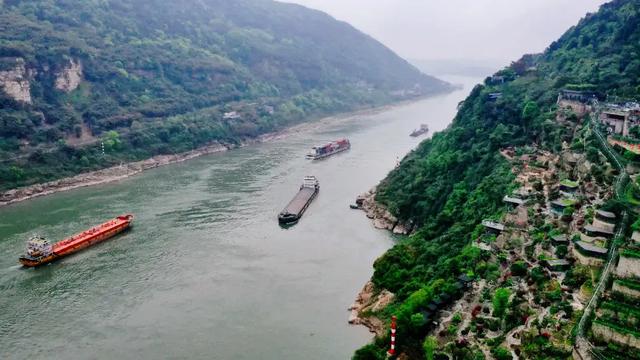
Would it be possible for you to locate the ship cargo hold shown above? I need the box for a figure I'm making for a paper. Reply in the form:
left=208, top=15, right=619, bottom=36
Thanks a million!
left=278, top=176, right=319, bottom=225
left=19, top=214, right=134, bottom=267
left=306, top=139, right=350, bottom=160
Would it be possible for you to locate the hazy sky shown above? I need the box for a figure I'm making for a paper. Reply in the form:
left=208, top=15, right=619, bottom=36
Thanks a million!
left=283, top=0, right=608, bottom=66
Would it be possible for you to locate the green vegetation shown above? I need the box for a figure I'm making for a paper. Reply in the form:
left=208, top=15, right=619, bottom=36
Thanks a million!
left=492, top=288, right=511, bottom=319
left=0, top=0, right=450, bottom=191
left=593, top=318, right=640, bottom=338
left=423, top=336, right=438, bottom=360
left=600, top=300, right=640, bottom=319
left=491, top=346, right=512, bottom=360
left=355, top=0, right=640, bottom=357
left=616, top=278, right=640, bottom=292
left=621, top=248, right=640, bottom=259
left=560, top=179, right=579, bottom=188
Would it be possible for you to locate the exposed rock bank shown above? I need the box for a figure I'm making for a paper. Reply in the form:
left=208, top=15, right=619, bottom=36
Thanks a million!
left=359, top=189, right=412, bottom=235
left=348, top=281, right=394, bottom=337
left=0, top=142, right=229, bottom=206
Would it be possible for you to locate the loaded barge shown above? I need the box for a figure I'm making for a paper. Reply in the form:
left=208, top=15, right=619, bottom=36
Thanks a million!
left=19, top=214, right=134, bottom=267
left=410, top=124, right=429, bottom=137
left=278, top=176, right=319, bottom=225
left=306, top=139, right=350, bottom=160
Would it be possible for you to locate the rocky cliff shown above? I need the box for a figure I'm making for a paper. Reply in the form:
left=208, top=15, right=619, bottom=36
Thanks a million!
left=0, top=58, right=32, bottom=103
left=54, top=59, right=83, bottom=92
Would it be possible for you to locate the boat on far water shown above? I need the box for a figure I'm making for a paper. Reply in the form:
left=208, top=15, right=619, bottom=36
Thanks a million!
left=410, top=124, right=429, bottom=137
left=19, top=215, right=134, bottom=267
left=306, top=139, right=350, bottom=160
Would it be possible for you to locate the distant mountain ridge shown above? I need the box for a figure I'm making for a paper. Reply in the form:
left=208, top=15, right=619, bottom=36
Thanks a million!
left=0, top=0, right=450, bottom=190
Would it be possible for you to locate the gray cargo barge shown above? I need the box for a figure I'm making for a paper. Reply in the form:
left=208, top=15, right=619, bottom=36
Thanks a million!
left=278, top=176, right=319, bottom=225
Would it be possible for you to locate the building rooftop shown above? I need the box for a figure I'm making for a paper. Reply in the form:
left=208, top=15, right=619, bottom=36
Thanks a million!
left=596, top=210, right=616, bottom=220
left=482, top=220, right=505, bottom=232
left=503, top=195, right=525, bottom=206
left=551, top=234, right=569, bottom=243
left=560, top=179, right=579, bottom=189
left=575, top=241, right=608, bottom=255
left=551, top=198, right=577, bottom=208
left=545, top=259, right=571, bottom=268
left=584, top=224, right=615, bottom=235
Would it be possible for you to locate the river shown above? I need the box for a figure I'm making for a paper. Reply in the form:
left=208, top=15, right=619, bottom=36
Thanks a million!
left=0, top=76, right=479, bottom=360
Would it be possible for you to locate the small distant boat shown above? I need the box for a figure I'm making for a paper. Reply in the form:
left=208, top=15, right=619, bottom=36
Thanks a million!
left=410, top=124, right=429, bottom=137
left=350, top=204, right=360, bottom=209
left=306, top=139, right=350, bottom=160
left=19, top=215, right=134, bottom=267
left=278, top=176, right=320, bottom=225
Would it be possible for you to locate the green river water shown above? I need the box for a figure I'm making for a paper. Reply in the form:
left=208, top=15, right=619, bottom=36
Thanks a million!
left=0, top=76, right=478, bottom=360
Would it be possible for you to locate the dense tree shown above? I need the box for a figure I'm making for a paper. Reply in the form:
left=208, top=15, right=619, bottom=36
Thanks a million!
left=0, top=0, right=451, bottom=190
left=492, top=288, right=511, bottom=319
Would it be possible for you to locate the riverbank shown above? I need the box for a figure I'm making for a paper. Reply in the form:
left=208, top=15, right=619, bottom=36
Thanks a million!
left=358, top=189, right=413, bottom=235
left=0, top=97, right=437, bottom=208
left=348, top=281, right=394, bottom=337
left=0, top=142, right=231, bottom=207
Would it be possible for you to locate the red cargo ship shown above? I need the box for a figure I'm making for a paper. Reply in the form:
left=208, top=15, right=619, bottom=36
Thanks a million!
left=19, top=214, right=134, bottom=267
left=306, top=138, right=350, bottom=160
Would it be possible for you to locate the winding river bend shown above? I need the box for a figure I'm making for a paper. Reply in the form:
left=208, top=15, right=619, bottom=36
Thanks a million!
left=0, top=76, right=479, bottom=360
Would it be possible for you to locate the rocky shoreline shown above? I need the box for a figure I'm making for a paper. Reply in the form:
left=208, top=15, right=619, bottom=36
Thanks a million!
left=0, top=98, right=429, bottom=208
left=0, top=129, right=295, bottom=208
left=347, top=189, right=410, bottom=335
left=0, top=142, right=236, bottom=207
left=358, top=188, right=412, bottom=235
left=348, top=281, right=395, bottom=337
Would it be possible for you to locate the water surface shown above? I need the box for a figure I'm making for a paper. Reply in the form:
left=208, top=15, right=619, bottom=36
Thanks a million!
left=0, top=76, right=479, bottom=359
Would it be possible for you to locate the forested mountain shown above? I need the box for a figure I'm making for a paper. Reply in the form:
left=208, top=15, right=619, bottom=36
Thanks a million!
left=355, top=0, right=640, bottom=358
left=0, top=0, right=449, bottom=190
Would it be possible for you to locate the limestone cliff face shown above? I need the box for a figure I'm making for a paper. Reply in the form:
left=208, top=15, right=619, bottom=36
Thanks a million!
left=54, top=59, right=82, bottom=92
left=0, top=58, right=32, bottom=103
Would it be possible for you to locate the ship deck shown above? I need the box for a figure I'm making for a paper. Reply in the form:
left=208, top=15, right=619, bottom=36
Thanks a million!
left=53, top=218, right=131, bottom=253
left=282, top=187, right=317, bottom=215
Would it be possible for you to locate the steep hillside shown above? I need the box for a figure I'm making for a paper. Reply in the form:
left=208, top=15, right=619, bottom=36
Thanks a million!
left=0, top=0, right=449, bottom=190
left=354, top=0, right=640, bottom=358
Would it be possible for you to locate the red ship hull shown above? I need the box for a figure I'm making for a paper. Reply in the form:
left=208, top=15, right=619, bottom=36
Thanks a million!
left=19, top=215, right=133, bottom=267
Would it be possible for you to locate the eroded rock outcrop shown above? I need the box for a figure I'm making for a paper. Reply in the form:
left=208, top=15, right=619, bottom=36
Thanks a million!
left=348, top=281, right=395, bottom=336
left=0, top=58, right=32, bottom=103
left=54, top=59, right=83, bottom=92
left=359, top=189, right=412, bottom=234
